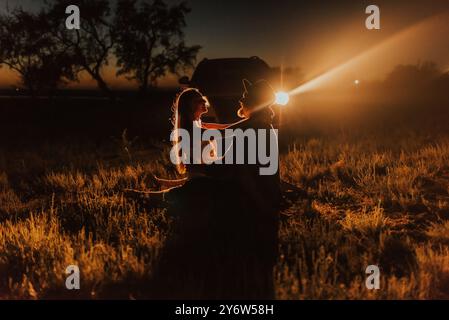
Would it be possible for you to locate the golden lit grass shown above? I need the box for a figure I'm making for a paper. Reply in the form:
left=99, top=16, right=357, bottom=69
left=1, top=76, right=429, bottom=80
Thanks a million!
left=0, top=206, right=165, bottom=299
left=1, top=131, right=449, bottom=299
left=277, top=133, right=449, bottom=299
left=0, top=153, right=168, bottom=298
left=275, top=214, right=449, bottom=299
left=281, top=135, right=449, bottom=214
left=340, top=203, right=389, bottom=236
left=426, top=221, right=449, bottom=245
left=414, top=245, right=449, bottom=299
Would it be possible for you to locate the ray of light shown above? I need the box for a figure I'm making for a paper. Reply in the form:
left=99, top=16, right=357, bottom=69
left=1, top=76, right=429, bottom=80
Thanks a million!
left=243, top=12, right=449, bottom=115
left=287, top=13, right=448, bottom=97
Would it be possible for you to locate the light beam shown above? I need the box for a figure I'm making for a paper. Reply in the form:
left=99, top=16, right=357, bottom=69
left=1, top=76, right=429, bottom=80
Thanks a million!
left=287, top=13, right=447, bottom=98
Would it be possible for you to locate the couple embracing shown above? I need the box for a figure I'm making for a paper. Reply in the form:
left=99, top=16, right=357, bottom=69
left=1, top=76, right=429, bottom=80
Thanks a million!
left=152, top=78, right=281, bottom=299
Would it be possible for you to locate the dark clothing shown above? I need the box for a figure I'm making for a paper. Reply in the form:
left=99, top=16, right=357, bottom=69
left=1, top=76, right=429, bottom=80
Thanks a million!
left=153, top=109, right=280, bottom=299
left=218, top=108, right=281, bottom=298
left=157, top=176, right=258, bottom=299
left=226, top=109, right=281, bottom=212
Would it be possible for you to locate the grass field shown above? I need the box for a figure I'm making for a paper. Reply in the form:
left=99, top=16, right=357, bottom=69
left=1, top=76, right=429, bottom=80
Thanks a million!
left=1, top=123, right=449, bottom=299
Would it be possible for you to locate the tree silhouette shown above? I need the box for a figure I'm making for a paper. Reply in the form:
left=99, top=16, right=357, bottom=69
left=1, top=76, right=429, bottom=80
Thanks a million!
left=0, top=0, right=200, bottom=96
left=114, top=0, right=200, bottom=93
left=46, top=0, right=117, bottom=98
left=0, top=8, right=78, bottom=96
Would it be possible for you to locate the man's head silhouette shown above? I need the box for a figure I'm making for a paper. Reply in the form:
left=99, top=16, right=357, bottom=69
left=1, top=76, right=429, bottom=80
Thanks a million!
left=238, top=79, right=275, bottom=118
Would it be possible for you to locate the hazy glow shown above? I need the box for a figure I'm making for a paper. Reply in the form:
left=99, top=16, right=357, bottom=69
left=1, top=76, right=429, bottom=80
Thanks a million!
left=275, top=92, right=290, bottom=106
left=287, top=13, right=449, bottom=98
left=205, top=12, right=449, bottom=117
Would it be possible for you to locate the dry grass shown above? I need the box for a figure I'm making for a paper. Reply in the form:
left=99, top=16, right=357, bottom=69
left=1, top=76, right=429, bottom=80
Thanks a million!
left=1, top=130, right=449, bottom=299
left=340, top=203, right=389, bottom=236
left=277, top=131, right=449, bottom=299
left=426, top=221, right=449, bottom=245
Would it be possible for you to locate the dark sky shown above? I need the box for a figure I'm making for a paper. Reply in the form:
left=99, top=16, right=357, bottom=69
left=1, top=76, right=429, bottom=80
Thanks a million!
left=183, top=0, right=449, bottom=71
left=1, top=0, right=449, bottom=87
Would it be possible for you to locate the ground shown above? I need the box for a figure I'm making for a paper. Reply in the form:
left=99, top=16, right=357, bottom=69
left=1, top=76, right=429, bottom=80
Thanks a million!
left=1, top=123, right=449, bottom=299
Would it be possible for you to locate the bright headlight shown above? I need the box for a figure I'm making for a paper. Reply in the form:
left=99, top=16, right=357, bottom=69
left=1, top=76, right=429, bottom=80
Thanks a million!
left=275, top=91, right=290, bottom=106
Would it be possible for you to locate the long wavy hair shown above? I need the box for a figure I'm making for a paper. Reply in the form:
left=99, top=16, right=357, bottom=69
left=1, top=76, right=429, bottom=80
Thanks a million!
left=171, top=88, right=209, bottom=175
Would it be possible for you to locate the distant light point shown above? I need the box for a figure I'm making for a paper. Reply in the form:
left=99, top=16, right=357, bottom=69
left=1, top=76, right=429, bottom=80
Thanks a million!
left=354, top=79, right=360, bottom=85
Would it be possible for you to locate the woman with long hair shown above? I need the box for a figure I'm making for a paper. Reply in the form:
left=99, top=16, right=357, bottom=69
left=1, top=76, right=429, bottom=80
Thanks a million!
left=158, top=82, right=280, bottom=299
left=138, top=88, right=234, bottom=193
left=133, top=83, right=279, bottom=299
left=164, top=87, right=246, bottom=211
left=170, top=88, right=230, bottom=177
left=149, top=89, right=245, bottom=299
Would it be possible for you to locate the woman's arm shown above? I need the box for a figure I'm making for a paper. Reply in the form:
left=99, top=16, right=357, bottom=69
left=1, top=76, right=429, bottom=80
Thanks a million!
left=202, top=118, right=248, bottom=130
left=201, top=122, right=232, bottom=130
left=154, top=176, right=188, bottom=188
left=123, top=187, right=179, bottom=207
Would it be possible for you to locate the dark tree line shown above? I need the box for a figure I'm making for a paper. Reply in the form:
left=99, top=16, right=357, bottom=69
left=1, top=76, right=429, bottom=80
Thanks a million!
left=0, top=0, right=201, bottom=97
left=385, top=61, right=441, bottom=87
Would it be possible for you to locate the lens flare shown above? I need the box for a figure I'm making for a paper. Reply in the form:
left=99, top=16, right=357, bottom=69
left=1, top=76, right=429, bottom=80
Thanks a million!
left=275, top=92, right=290, bottom=106
left=287, top=14, right=445, bottom=98
left=250, top=13, right=446, bottom=116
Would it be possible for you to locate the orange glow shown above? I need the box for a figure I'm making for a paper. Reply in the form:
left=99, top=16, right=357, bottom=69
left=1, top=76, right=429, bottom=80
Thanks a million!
left=288, top=12, right=449, bottom=98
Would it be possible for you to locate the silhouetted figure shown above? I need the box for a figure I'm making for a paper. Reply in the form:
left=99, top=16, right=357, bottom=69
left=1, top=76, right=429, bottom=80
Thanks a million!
left=222, top=79, right=281, bottom=299
left=149, top=88, right=244, bottom=299
left=148, top=83, right=280, bottom=299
